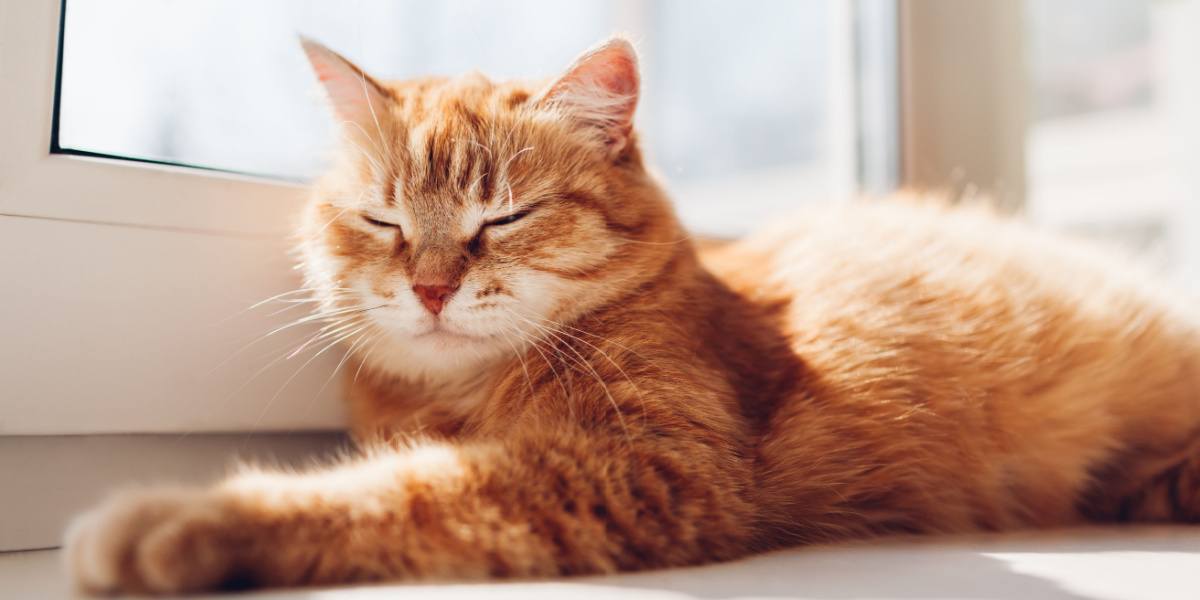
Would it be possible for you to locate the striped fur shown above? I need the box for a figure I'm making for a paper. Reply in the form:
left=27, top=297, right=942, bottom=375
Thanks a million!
left=65, top=37, right=1200, bottom=595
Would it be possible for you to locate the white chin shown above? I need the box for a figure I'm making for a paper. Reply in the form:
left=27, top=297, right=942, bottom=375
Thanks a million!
left=415, top=329, right=481, bottom=346
left=367, top=330, right=508, bottom=380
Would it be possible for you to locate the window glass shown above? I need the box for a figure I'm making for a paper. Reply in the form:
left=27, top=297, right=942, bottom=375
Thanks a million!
left=58, top=0, right=613, bottom=180
left=1025, top=0, right=1200, bottom=288
left=57, top=0, right=837, bottom=234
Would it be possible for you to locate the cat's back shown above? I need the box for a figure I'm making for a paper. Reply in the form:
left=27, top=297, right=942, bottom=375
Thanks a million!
left=703, top=199, right=1197, bottom=373
left=700, top=199, right=1200, bottom=533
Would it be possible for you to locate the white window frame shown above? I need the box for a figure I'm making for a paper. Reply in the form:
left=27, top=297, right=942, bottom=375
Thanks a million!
left=1, top=1, right=305, bottom=234
left=896, top=0, right=1027, bottom=209
left=1, top=1, right=344, bottom=551
left=1, top=0, right=345, bottom=436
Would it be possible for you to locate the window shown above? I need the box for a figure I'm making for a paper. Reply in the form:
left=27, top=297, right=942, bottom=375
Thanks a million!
left=1024, top=0, right=1200, bottom=290
left=57, top=0, right=857, bottom=235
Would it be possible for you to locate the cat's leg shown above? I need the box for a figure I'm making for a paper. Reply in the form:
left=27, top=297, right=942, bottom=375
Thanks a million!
left=1082, top=450, right=1200, bottom=523
left=1126, top=454, right=1200, bottom=522
left=1075, top=326, right=1200, bottom=525
left=65, top=432, right=753, bottom=594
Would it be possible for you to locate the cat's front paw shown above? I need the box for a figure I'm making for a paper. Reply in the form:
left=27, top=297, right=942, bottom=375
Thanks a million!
left=65, top=487, right=246, bottom=595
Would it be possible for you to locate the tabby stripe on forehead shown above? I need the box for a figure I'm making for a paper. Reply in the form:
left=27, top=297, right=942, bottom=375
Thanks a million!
left=456, top=144, right=477, bottom=192
left=452, top=100, right=487, bottom=138
left=478, top=166, right=495, bottom=203
left=423, top=132, right=452, bottom=192
left=453, top=100, right=490, bottom=193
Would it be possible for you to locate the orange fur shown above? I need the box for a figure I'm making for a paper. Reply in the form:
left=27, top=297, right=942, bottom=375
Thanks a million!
left=66, top=37, right=1200, bottom=595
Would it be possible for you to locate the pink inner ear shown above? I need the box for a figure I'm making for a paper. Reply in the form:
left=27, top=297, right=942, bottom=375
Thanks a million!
left=543, top=39, right=641, bottom=149
left=300, top=37, right=389, bottom=132
left=551, top=40, right=639, bottom=102
left=587, top=48, right=638, bottom=97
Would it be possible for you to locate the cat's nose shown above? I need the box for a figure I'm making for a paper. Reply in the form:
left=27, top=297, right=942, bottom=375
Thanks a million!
left=412, top=283, right=458, bottom=315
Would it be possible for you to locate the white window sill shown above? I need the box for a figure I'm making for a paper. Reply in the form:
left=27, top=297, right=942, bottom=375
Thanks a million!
left=6, top=526, right=1197, bottom=599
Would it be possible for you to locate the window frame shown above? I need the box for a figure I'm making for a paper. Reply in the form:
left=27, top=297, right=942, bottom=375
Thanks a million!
left=1, top=0, right=303, bottom=235
left=0, top=0, right=343, bottom=436
left=1, top=1, right=346, bottom=552
left=897, top=0, right=1027, bottom=210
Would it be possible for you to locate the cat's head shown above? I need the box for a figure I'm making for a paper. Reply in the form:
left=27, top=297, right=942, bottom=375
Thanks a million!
left=297, top=37, right=683, bottom=380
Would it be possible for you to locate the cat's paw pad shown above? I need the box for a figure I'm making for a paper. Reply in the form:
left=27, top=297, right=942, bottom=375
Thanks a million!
left=65, top=487, right=241, bottom=595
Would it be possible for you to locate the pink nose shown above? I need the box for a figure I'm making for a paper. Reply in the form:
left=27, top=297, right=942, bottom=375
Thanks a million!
left=412, top=284, right=457, bottom=315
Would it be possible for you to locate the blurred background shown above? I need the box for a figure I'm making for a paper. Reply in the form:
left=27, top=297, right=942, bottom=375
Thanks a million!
left=56, top=0, right=1200, bottom=290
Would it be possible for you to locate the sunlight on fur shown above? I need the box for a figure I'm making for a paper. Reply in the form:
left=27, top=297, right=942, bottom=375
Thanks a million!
left=64, top=35, right=1200, bottom=595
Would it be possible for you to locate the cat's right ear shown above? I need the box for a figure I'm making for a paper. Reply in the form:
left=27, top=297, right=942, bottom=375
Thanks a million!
left=536, top=37, right=640, bottom=158
left=300, top=36, right=392, bottom=142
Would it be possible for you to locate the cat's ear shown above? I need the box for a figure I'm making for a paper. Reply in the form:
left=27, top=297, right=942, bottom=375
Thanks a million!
left=537, top=37, right=640, bottom=157
left=300, top=36, right=392, bottom=141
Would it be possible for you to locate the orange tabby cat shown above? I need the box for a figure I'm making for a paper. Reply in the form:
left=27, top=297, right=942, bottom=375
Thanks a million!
left=66, top=37, right=1200, bottom=594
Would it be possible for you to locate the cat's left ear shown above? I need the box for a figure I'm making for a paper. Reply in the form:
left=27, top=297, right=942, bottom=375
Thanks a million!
left=536, top=37, right=640, bottom=157
left=300, top=36, right=393, bottom=144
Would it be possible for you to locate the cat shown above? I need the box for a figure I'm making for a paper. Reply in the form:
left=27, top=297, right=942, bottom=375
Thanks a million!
left=65, top=36, right=1200, bottom=595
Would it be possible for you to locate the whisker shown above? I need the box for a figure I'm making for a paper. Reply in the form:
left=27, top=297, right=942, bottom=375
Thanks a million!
left=308, top=328, right=375, bottom=412
left=497, top=312, right=573, bottom=420
left=463, top=137, right=494, bottom=159
left=504, top=308, right=630, bottom=440
left=528, top=314, right=650, bottom=429
left=338, top=123, right=387, bottom=172
left=263, top=293, right=355, bottom=318
left=205, top=318, right=355, bottom=428
left=313, top=206, right=352, bottom=236
left=248, top=288, right=339, bottom=311
left=613, top=234, right=697, bottom=246
left=286, top=317, right=367, bottom=360
left=358, top=71, right=388, bottom=153
left=501, top=146, right=535, bottom=171
left=352, top=333, right=387, bottom=384
left=495, top=319, right=537, bottom=398
left=262, top=303, right=387, bottom=339
left=498, top=146, right=535, bottom=211
left=211, top=287, right=353, bottom=327
left=532, top=315, right=652, bottom=364
left=207, top=311, right=341, bottom=377
left=209, top=299, right=376, bottom=376
left=251, top=323, right=369, bottom=428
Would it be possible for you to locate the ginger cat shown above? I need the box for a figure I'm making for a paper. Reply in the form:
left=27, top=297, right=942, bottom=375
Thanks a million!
left=66, top=37, right=1200, bottom=595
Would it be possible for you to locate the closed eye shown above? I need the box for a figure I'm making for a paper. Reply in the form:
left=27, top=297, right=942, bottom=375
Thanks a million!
left=362, top=214, right=400, bottom=229
left=484, top=210, right=531, bottom=228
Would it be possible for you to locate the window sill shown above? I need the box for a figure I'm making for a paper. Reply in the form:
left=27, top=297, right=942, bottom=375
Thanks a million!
left=6, top=526, right=1198, bottom=599
left=0, top=433, right=345, bottom=552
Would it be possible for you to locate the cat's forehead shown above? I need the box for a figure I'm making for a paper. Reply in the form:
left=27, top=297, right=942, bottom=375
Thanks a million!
left=378, top=79, right=549, bottom=208
left=386, top=73, right=535, bottom=126
left=333, top=72, right=580, bottom=222
left=389, top=127, right=524, bottom=213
